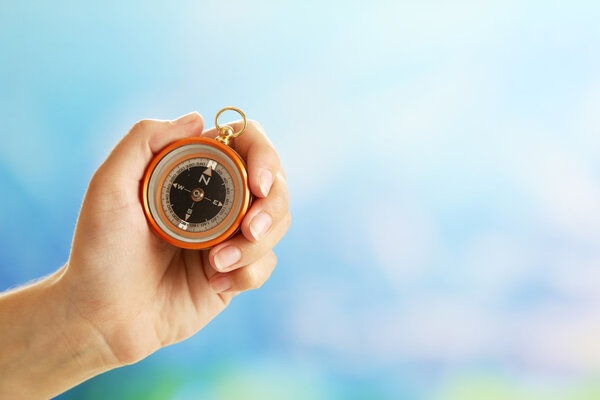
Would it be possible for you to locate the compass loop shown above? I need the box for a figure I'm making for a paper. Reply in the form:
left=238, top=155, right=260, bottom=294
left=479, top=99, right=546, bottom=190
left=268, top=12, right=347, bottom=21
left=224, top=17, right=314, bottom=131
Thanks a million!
left=215, top=107, right=247, bottom=138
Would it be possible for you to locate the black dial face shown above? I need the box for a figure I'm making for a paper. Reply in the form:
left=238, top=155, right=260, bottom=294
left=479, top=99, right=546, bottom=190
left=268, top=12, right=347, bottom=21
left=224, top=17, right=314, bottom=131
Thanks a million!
left=169, top=166, right=224, bottom=223
left=160, top=157, right=235, bottom=233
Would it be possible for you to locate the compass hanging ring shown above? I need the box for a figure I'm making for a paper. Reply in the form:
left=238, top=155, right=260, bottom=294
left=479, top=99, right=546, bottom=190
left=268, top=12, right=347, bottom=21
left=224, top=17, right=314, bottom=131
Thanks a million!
left=215, top=107, right=247, bottom=145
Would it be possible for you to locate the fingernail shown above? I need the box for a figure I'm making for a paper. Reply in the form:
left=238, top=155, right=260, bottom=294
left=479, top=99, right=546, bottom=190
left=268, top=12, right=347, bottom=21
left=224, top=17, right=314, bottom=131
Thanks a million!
left=259, top=169, right=273, bottom=197
left=214, top=246, right=241, bottom=271
left=173, top=112, right=199, bottom=125
left=210, top=275, right=232, bottom=293
left=249, top=212, right=272, bottom=241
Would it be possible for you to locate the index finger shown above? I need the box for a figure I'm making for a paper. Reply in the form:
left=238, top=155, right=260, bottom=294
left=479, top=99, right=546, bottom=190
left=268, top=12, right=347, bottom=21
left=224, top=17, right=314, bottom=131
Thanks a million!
left=202, top=119, right=280, bottom=198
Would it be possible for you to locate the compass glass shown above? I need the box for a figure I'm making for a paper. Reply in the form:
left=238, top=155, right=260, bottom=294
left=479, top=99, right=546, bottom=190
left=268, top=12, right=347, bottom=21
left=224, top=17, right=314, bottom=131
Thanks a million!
left=146, top=140, right=247, bottom=245
left=162, top=157, right=235, bottom=233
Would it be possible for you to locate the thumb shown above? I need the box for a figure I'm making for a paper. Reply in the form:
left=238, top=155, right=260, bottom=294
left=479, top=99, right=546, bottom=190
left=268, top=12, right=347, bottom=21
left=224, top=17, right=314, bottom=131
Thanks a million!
left=94, top=112, right=205, bottom=187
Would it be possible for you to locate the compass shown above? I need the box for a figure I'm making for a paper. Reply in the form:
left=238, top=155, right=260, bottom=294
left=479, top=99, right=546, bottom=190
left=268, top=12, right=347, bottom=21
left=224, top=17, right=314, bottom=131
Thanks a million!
left=142, top=107, right=252, bottom=249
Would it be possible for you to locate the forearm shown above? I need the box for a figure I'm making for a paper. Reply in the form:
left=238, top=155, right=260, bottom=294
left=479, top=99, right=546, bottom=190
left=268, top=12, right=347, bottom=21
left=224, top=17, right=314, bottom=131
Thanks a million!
left=0, top=267, right=119, bottom=399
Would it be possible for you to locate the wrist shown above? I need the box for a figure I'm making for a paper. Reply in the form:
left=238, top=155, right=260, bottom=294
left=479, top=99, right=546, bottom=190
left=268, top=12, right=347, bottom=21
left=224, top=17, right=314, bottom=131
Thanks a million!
left=50, top=267, right=122, bottom=372
left=0, top=267, right=120, bottom=399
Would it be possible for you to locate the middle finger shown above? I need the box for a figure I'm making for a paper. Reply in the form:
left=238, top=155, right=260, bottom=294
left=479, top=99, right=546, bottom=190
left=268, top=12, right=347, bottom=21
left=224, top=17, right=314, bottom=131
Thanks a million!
left=209, top=211, right=291, bottom=273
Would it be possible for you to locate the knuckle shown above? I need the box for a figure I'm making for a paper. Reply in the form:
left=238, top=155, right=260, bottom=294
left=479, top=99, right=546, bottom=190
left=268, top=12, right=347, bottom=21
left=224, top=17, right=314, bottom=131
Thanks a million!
left=131, top=119, right=151, bottom=131
left=244, top=267, right=263, bottom=290
left=277, top=168, right=287, bottom=182
left=131, top=118, right=164, bottom=134
left=273, top=152, right=282, bottom=168
left=249, top=135, right=278, bottom=159
left=265, top=199, right=287, bottom=223
left=267, top=149, right=281, bottom=168
left=269, top=251, right=278, bottom=268
left=271, top=190, right=290, bottom=217
left=89, top=166, right=105, bottom=187
left=247, top=119, right=265, bottom=133
left=89, top=163, right=117, bottom=192
left=280, top=177, right=290, bottom=203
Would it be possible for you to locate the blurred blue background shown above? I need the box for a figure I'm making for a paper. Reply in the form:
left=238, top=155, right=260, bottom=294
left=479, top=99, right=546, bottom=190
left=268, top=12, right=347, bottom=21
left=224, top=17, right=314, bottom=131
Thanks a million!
left=2, top=0, right=600, bottom=399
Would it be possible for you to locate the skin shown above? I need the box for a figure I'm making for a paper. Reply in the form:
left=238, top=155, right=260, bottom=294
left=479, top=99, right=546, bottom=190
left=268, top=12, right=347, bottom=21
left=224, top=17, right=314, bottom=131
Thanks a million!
left=0, top=112, right=290, bottom=399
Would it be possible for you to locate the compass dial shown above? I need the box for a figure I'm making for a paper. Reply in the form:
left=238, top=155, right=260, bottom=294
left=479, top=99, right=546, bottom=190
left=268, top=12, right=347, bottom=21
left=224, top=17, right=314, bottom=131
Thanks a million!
left=162, top=157, right=234, bottom=233
left=143, top=138, right=251, bottom=249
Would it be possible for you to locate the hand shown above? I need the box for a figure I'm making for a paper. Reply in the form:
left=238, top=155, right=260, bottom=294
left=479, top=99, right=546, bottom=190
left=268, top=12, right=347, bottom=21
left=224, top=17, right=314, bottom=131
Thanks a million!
left=61, top=112, right=290, bottom=366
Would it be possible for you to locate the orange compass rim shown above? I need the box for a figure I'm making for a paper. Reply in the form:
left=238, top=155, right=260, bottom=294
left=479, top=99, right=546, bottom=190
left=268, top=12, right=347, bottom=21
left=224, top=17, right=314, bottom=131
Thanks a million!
left=141, top=136, right=251, bottom=250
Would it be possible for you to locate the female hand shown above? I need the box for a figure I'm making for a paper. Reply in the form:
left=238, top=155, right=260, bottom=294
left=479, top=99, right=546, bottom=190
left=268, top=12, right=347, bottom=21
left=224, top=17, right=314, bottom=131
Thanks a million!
left=0, top=111, right=290, bottom=399
left=65, top=111, right=290, bottom=365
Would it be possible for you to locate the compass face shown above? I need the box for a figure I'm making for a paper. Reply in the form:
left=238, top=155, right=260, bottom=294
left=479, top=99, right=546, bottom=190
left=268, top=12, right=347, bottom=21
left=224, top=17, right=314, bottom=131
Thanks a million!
left=162, top=157, right=234, bottom=233
left=143, top=138, right=251, bottom=249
